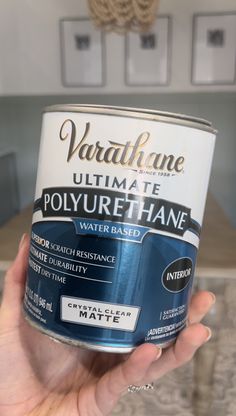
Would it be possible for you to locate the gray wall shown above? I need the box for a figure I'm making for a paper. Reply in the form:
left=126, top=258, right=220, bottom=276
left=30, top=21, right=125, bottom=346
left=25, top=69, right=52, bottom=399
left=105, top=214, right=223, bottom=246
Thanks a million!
left=0, top=93, right=235, bottom=225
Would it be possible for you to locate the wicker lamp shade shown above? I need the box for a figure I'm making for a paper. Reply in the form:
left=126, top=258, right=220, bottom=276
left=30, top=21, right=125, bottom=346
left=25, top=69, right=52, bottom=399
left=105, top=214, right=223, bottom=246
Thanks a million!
left=88, top=0, right=160, bottom=33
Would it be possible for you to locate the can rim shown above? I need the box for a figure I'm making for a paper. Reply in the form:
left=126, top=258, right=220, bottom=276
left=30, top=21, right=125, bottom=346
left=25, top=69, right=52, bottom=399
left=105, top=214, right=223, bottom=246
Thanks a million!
left=43, top=104, right=217, bottom=134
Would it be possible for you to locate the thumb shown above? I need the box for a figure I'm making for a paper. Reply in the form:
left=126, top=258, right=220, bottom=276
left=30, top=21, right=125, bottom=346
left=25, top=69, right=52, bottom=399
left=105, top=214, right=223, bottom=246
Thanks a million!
left=1, top=234, right=30, bottom=320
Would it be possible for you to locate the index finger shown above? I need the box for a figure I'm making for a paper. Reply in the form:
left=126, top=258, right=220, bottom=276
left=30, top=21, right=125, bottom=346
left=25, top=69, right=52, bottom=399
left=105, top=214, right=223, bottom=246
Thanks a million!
left=188, top=290, right=216, bottom=324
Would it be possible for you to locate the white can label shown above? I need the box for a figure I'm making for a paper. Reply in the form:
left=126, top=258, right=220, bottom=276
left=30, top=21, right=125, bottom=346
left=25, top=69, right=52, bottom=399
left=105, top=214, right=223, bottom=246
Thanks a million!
left=33, top=112, right=215, bottom=248
left=61, top=296, right=140, bottom=331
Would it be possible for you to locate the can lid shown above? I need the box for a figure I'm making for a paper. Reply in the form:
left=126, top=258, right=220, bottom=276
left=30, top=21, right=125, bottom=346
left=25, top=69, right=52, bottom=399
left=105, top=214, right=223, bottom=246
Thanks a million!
left=43, top=104, right=217, bottom=134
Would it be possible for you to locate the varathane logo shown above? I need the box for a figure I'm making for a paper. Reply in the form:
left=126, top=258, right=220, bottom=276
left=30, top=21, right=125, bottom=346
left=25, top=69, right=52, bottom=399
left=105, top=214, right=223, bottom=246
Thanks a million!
left=59, top=119, right=185, bottom=173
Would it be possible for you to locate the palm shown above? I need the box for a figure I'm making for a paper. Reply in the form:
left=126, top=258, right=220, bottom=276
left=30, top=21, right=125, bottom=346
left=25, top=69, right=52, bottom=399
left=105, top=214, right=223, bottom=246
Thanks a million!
left=0, top=235, right=214, bottom=416
left=0, top=308, right=125, bottom=416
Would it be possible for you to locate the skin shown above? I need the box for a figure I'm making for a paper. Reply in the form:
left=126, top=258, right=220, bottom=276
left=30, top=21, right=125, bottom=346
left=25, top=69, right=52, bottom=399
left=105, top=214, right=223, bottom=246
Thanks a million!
left=0, top=234, right=215, bottom=416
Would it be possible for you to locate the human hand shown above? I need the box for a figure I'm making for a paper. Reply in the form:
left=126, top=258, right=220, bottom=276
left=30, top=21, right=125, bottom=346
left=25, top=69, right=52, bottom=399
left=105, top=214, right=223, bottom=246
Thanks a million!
left=0, top=234, right=214, bottom=416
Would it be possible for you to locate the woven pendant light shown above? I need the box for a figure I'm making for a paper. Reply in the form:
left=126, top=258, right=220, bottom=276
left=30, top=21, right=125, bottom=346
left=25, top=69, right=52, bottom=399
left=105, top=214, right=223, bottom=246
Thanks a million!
left=88, top=0, right=160, bottom=33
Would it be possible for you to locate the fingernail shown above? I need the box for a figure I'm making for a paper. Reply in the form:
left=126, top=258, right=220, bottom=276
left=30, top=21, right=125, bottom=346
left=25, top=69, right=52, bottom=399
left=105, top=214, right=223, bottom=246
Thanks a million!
left=204, top=326, right=212, bottom=343
left=18, top=233, right=27, bottom=250
left=209, top=292, right=216, bottom=304
left=155, top=347, right=162, bottom=360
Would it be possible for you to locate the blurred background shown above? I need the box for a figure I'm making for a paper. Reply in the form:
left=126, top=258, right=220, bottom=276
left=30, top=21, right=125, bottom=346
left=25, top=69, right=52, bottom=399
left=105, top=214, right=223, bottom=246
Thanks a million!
left=0, top=0, right=236, bottom=415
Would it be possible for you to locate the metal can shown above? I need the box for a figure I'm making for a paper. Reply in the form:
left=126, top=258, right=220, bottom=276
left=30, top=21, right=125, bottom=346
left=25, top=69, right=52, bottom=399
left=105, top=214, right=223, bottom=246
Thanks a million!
left=23, top=105, right=216, bottom=352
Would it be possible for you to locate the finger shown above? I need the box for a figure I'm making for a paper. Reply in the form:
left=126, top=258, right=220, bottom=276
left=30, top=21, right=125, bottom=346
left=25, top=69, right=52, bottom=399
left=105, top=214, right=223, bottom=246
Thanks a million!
left=1, top=233, right=30, bottom=312
left=188, top=291, right=215, bottom=324
left=146, top=323, right=211, bottom=382
left=95, top=343, right=162, bottom=415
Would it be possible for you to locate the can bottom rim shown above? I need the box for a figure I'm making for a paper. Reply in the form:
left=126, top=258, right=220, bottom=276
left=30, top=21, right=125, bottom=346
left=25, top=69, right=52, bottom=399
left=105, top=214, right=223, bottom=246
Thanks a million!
left=23, top=310, right=175, bottom=353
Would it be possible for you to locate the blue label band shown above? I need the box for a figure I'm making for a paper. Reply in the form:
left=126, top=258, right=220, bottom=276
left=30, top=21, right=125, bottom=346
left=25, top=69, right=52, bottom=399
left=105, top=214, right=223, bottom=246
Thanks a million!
left=24, top=220, right=198, bottom=349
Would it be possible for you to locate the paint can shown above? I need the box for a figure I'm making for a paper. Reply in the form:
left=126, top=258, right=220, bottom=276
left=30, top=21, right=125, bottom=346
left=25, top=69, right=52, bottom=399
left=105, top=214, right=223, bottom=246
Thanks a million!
left=23, top=105, right=216, bottom=352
